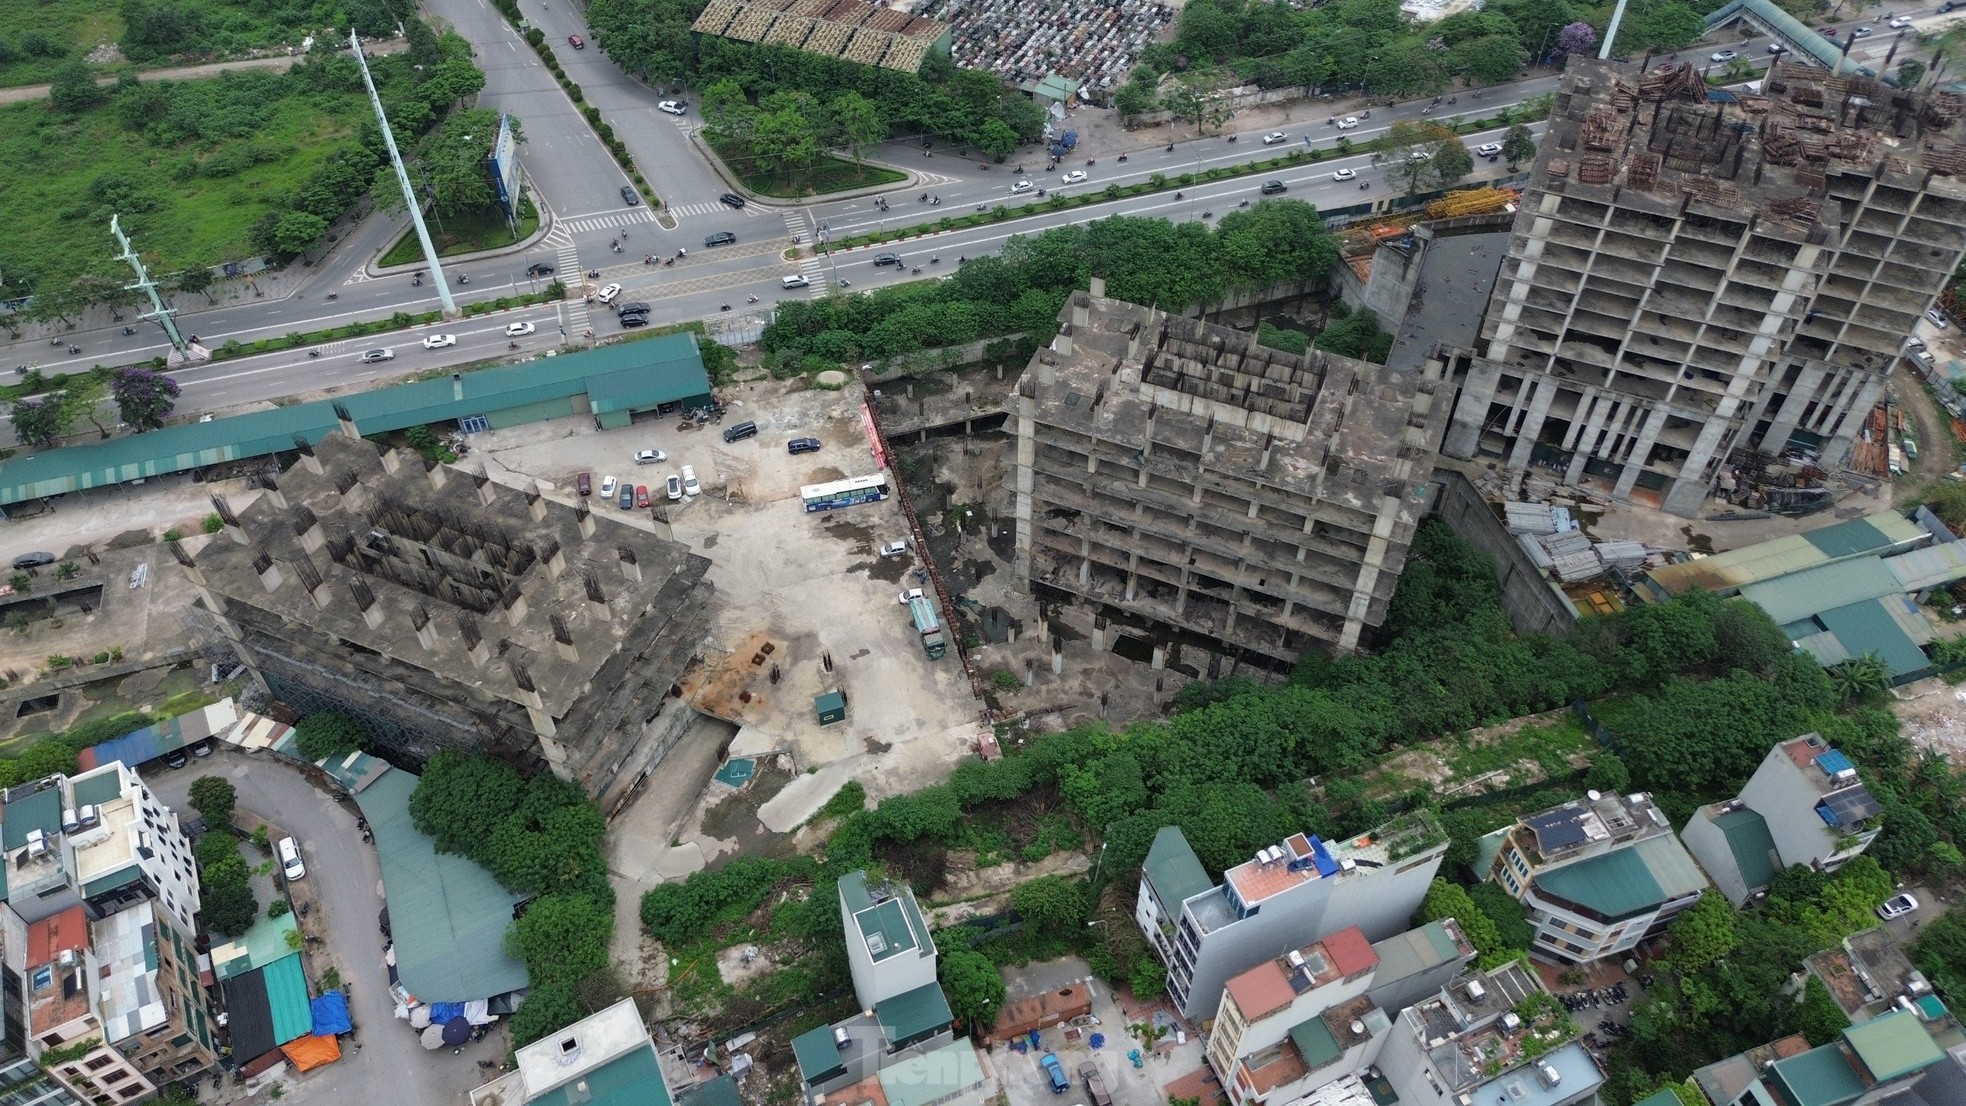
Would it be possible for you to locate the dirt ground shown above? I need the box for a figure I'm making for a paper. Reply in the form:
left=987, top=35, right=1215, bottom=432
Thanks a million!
left=1890, top=676, right=1966, bottom=764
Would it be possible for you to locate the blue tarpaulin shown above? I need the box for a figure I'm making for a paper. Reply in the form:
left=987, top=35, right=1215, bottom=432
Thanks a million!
left=427, top=1001, right=466, bottom=1024
left=310, top=991, right=353, bottom=1036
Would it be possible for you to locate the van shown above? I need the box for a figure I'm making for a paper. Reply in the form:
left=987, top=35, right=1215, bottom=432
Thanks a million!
left=278, top=838, right=306, bottom=881
left=723, top=421, right=759, bottom=443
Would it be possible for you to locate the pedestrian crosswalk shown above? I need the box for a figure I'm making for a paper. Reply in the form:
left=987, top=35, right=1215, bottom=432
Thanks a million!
left=666, top=201, right=774, bottom=221
left=558, top=241, right=595, bottom=338
left=556, top=210, right=660, bottom=237
left=781, top=211, right=831, bottom=299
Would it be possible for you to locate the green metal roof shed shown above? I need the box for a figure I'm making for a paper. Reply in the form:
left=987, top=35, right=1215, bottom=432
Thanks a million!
left=531, top=1040, right=672, bottom=1106
left=1842, top=1009, right=1944, bottom=1082
left=876, top=1040, right=984, bottom=1106
left=877, top=982, right=953, bottom=1049
left=1715, top=808, right=1779, bottom=892
left=0, top=333, right=713, bottom=505
left=1288, top=1016, right=1342, bottom=1070
left=355, top=768, right=528, bottom=1002
left=1144, top=826, right=1214, bottom=904
left=792, top=1024, right=847, bottom=1086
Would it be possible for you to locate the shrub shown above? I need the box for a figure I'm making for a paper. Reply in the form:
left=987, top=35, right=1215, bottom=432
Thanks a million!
left=203, top=514, right=224, bottom=534
left=293, top=713, right=363, bottom=761
left=267, top=898, right=290, bottom=918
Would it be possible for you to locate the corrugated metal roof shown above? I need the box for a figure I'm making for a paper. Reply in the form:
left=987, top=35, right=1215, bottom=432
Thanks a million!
left=1740, top=558, right=1903, bottom=625
left=1635, top=832, right=1712, bottom=901
left=1805, top=512, right=1926, bottom=558
left=1644, top=510, right=1922, bottom=597
left=1143, top=827, right=1213, bottom=905
left=355, top=769, right=527, bottom=1002
left=876, top=982, right=952, bottom=1044
left=876, top=1040, right=984, bottom=1106
left=1884, top=539, right=1966, bottom=591
left=1715, top=809, right=1779, bottom=892
left=0, top=334, right=711, bottom=505
left=1816, top=600, right=1933, bottom=681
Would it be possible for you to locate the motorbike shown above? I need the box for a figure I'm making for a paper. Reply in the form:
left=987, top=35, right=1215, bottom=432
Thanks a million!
left=1201, top=210, right=1214, bottom=218
left=508, top=341, right=519, bottom=350
left=587, top=269, right=600, bottom=278
left=66, top=345, right=78, bottom=355
left=1239, top=199, right=1251, bottom=207
left=912, top=266, right=922, bottom=274
left=930, top=196, right=941, bottom=206
left=1421, top=106, right=1434, bottom=115
left=413, top=278, right=423, bottom=286
left=1175, top=191, right=1184, bottom=200
left=720, top=303, right=731, bottom=311
left=978, top=162, right=990, bottom=170
left=1118, top=154, right=1128, bottom=162
left=458, top=274, right=469, bottom=285
left=1037, top=188, right=1047, bottom=197
left=1165, top=143, right=1174, bottom=152
left=611, top=242, right=623, bottom=253
left=1087, top=158, right=1095, bottom=165
left=308, top=349, right=321, bottom=358
left=956, top=256, right=965, bottom=264
left=327, top=291, right=338, bottom=299
left=976, top=204, right=988, bottom=212
left=1360, top=181, right=1370, bottom=189
left=121, top=326, right=136, bottom=336
left=1226, top=135, right=1237, bottom=143
left=747, top=295, right=759, bottom=303
left=1360, top=109, right=1370, bottom=118
left=920, top=192, right=928, bottom=202
left=930, top=256, right=940, bottom=264
left=1447, top=97, right=1457, bottom=104
left=664, top=257, right=675, bottom=267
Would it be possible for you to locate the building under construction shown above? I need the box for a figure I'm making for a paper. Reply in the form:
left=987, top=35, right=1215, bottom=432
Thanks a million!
left=1444, top=58, right=1966, bottom=516
left=174, top=425, right=713, bottom=805
left=1008, top=279, right=1449, bottom=668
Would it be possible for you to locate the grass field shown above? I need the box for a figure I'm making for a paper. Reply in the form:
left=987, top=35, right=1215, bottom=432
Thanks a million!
left=377, top=199, right=543, bottom=267
left=0, top=0, right=318, bottom=88
left=0, top=67, right=361, bottom=301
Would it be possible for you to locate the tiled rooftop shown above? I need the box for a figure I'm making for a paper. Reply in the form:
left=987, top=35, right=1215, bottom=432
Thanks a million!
left=1225, top=961, right=1297, bottom=1023
left=27, top=905, right=88, bottom=967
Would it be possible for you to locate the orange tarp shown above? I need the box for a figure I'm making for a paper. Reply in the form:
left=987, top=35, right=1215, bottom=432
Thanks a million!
left=280, top=1034, right=342, bottom=1072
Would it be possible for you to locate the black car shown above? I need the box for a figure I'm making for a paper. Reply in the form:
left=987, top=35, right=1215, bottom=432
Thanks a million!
left=787, top=437, right=821, bottom=455
left=705, top=231, right=737, bottom=247
left=619, top=313, right=650, bottom=328
left=619, top=482, right=636, bottom=508
left=614, top=301, right=650, bottom=316
left=526, top=262, right=555, bottom=276
left=10, top=552, right=54, bottom=570
left=722, top=420, right=759, bottom=443
left=719, top=192, right=747, bottom=208
left=1260, top=180, right=1288, bottom=195
left=621, top=185, right=641, bottom=206
left=873, top=253, right=902, bottom=267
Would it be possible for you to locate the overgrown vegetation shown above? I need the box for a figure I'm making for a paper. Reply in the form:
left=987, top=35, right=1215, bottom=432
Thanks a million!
left=0, top=19, right=484, bottom=330
left=194, top=828, right=259, bottom=935
left=762, top=208, right=1340, bottom=375
left=292, top=713, right=363, bottom=762
left=407, top=750, right=614, bottom=1050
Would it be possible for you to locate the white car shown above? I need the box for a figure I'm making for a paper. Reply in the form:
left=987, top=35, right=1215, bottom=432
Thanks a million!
left=898, top=587, right=925, bottom=604
left=879, top=540, right=908, bottom=558
left=1336, top=117, right=1359, bottom=130
left=665, top=474, right=683, bottom=500
left=1474, top=142, right=1503, bottom=157
left=1851, top=26, right=1873, bottom=38
left=1906, top=335, right=1927, bottom=351
left=597, top=283, right=623, bottom=304
left=1711, top=49, right=1738, bottom=62
left=1877, top=893, right=1918, bottom=920
left=681, top=465, right=700, bottom=497
left=1768, top=43, right=1787, bottom=54
left=421, top=333, right=456, bottom=349
left=278, top=838, right=305, bottom=881
left=634, top=449, right=666, bottom=465
left=1061, top=170, right=1088, bottom=185
left=599, top=475, right=618, bottom=499
left=1262, top=131, right=1287, bottom=145
left=505, top=322, right=536, bottom=337
left=360, top=348, right=394, bottom=363
left=1010, top=179, right=1034, bottom=193
left=1889, top=16, right=1912, bottom=28
left=659, top=100, right=686, bottom=115
left=1928, top=308, right=1951, bottom=329
left=1332, top=168, right=1357, bottom=181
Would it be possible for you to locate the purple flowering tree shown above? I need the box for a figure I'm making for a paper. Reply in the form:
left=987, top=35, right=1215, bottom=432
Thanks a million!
left=110, top=367, right=181, bottom=432
left=1556, top=21, right=1597, bottom=57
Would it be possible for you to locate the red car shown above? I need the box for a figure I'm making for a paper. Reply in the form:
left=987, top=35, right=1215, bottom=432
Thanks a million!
left=576, top=472, right=592, bottom=496
left=568, top=33, right=585, bottom=48
left=635, top=485, right=650, bottom=508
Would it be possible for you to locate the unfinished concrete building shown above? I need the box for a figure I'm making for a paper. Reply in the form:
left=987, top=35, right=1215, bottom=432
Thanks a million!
left=1445, top=59, right=1966, bottom=516
left=1008, top=279, right=1449, bottom=668
left=176, top=422, right=713, bottom=804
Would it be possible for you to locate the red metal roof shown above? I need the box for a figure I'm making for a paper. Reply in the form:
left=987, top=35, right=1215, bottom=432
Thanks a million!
left=1224, top=960, right=1295, bottom=1022
left=26, top=906, right=88, bottom=968
left=1322, top=926, right=1378, bottom=978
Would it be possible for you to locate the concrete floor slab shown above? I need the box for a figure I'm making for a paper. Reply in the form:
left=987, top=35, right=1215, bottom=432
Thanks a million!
left=757, top=762, right=856, bottom=833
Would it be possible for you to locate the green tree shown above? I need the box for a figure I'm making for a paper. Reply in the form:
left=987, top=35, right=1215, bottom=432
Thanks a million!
left=1618, top=0, right=1708, bottom=54
left=830, top=91, right=886, bottom=161
left=269, top=212, right=330, bottom=258
left=187, top=775, right=237, bottom=825
left=507, top=980, right=586, bottom=1050
left=9, top=398, right=70, bottom=451
left=507, top=893, right=613, bottom=982
left=1431, top=141, right=1475, bottom=188
left=1667, top=890, right=1738, bottom=973
left=409, top=749, right=526, bottom=858
left=1829, top=654, right=1891, bottom=704
left=939, top=947, right=1007, bottom=1029
left=109, top=367, right=180, bottom=431
left=293, top=713, right=365, bottom=762
left=202, top=882, right=258, bottom=935
left=1129, top=956, right=1167, bottom=1000
left=1012, top=875, right=1085, bottom=932
left=1113, top=83, right=1157, bottom=122
left=1501, top=123, right=1538, bottom=170
left=977, top=118, right=1020, bottom=161
left=1452, top=35, right=1528, bottom=85
left=1796, top=975, right=1850, bottom=1045
left=48, top=60, right=105, bottom=112
left=1899, top=60, right=1927, bottom=89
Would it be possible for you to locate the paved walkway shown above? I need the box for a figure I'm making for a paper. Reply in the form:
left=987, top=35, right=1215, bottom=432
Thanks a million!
left=0, top=39, right=407, bottom=105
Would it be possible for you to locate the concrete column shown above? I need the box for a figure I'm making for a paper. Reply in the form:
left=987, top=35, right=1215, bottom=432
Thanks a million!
left=1444, top=359, right=1506, bottom=458
left=1051, top=636, right=1064, bottom=675
left=1564, top=389, right=1611, bottom=485
left=1091, top=616, right=1107, bottom=653
left=1761, top=362, right=1827, bottom=452
left=1613, top=406, right=1670, bottom=502
left=1150, top=641, right=1166, bottom=670
left=1505, top=379, right=1557, bottom=471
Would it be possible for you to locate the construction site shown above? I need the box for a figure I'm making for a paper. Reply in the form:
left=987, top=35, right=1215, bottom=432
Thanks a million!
left=1441, top=58, right=1966, bottom=518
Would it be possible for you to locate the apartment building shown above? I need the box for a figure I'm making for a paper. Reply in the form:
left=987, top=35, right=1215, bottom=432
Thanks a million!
left=1009, top=279, right=1449, bottom=667
left=1378, top=961, right=1602, bottom=1106
left=1719, top=1009, right=1948, bottom=1106
left=1683, top=735, right=1884, bottom=906
left=1136, top=812, right=1448, bottom=1019
left=1203, top=920, right=1476, bottom=1106
left=840, top=871, right=938, bottom=1011
left=1482, top=791, right=1709, bottom=964
left=469, top=998, right=671, bottom=1106
left=1442, top=58, right=1966, bottom=516
left=0, top=769, right=215, bottom=1100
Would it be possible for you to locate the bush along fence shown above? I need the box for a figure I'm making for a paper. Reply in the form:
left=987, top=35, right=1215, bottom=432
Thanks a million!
left=507, top=23, right=660, bottom=210
left=823, top=114, right=1534, bottom=252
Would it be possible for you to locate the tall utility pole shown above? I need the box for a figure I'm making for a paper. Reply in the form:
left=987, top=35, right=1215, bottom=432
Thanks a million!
left=111, top=215, right=207, bottom=367
left=350, top=32, right=457, bottom=317
left=1599, top=0, right=1630, bottom=60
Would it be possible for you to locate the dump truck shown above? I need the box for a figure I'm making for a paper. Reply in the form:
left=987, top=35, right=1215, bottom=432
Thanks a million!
left=907, top=593, right=947, bottom=659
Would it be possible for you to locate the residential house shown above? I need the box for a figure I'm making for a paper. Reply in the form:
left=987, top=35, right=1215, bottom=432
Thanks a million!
left=1376, top=961, right=1604, bottom=1106
left=468, top=997, right=670, bottom=1106
left=840, top=871, right=938, bottom=1012
left=1714, top=1009, right=1948, bottom=1106
left=1481, top=791, right=1709, bottom=964
left=1137, top=812, right=1448, bottom=1019
left=1683, top=736, right=1883, bottom=907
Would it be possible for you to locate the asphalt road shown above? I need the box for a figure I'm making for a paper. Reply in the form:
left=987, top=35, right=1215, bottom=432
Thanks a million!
left=145, top=748, right=497, bottom=1106
left=2, top=9, right=1960, bottom=422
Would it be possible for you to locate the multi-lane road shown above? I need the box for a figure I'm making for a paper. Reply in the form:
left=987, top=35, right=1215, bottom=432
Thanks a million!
left=4, top=6, right=1960, bottom=422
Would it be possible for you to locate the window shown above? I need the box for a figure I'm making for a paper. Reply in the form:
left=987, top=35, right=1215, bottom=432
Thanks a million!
left=101, top=1071, right=127, bottom=1084
left=84, top=1058, right=113, bottom=1072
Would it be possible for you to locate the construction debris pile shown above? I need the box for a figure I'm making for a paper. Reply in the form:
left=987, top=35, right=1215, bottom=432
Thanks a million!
left=916, top=0, right=1171, bottom=94
left=1713, top=449, right=1837, bottom=515
left=1504, top=502, right=1668, bottom=583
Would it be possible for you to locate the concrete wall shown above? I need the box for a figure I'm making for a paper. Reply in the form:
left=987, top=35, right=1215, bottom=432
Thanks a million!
left=1429, top=469, right=1578, bottom=638
left=1679, top=810, right=1751, bottom=907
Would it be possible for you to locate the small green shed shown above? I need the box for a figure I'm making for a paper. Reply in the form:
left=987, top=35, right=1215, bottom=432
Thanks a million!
left=814, top=690, right=847, bottom=726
